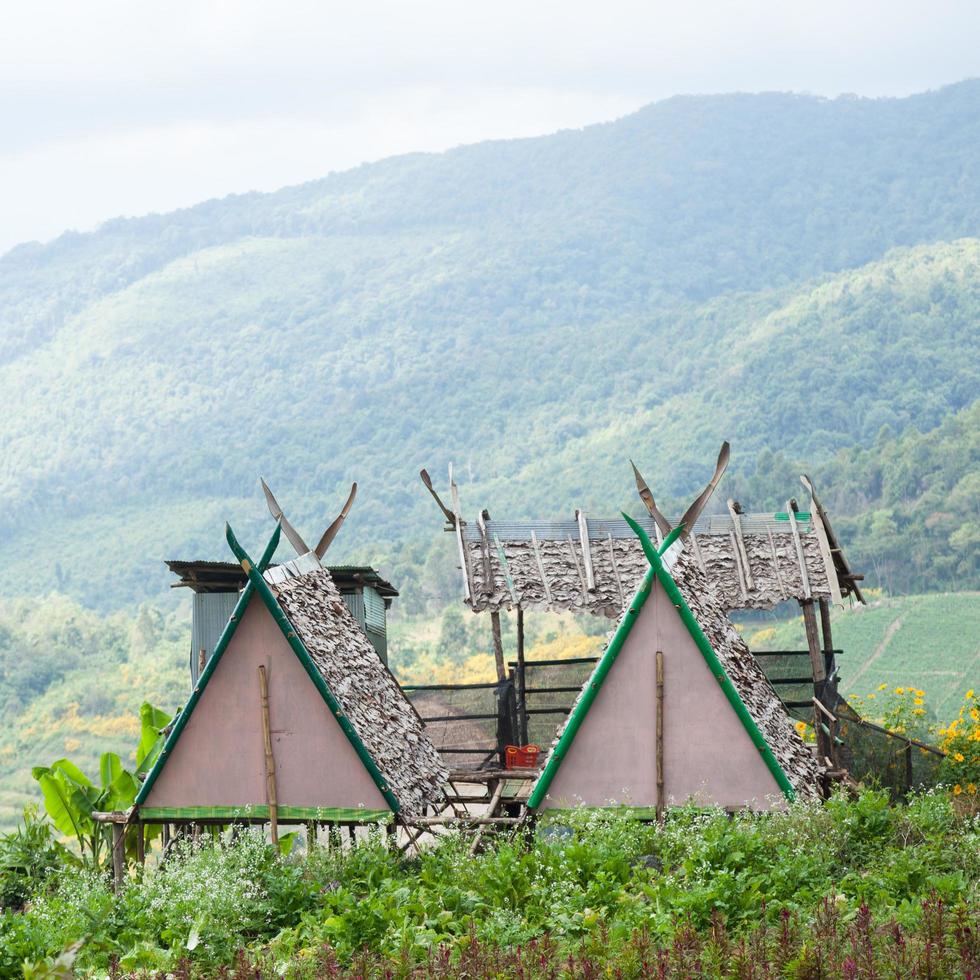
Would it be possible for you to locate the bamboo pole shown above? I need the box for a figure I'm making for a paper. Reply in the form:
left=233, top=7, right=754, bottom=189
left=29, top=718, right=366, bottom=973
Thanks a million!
left=257, top=665, right=279, bottom=845
left=656, top=650, right=665, bottom=822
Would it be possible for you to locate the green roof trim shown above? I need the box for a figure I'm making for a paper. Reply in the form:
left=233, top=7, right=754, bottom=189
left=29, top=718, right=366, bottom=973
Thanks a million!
left=139, top=805, right=392, bottom=823
left=225, top=525, right=401, bottom=814
left=528, top=516, right=795, bottom=810
left=136, top=525, right=282, bottom=806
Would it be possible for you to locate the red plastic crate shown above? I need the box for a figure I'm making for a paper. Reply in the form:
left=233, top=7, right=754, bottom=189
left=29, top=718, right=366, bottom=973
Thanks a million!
left=505, top=744, right=541, bottom=769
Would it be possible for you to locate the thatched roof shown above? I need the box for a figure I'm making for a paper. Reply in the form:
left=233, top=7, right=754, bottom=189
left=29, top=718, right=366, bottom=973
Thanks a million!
left=457, top=509, right=852, bottom=615
left=264, top=554, right=448, bottom=816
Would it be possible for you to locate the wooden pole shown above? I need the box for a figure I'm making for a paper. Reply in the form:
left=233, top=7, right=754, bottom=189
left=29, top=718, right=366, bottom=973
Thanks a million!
left=656, top=650, right=665, bottom=822
left=490, top=610, right=506, bottom=681
left=111, top=823, right=125, bottom=892
left=516, top=607, right=527, bottom=744
left=257, top=665, right=279, bottom=845
left=198, top=647, right=206, bottom=678
left=136, top=822, right=145, bottom=867
left=801, top=600, right=826, bottom=683
left=818, top=598, right=835, bottom=678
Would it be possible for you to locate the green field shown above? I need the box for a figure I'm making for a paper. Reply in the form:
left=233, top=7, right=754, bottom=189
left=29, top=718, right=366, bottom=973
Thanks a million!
left=744, top=592, right=980, bottom=715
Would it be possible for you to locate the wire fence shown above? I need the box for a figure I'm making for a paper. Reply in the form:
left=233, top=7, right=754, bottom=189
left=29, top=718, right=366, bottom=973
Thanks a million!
left=401, top=648, right=945, bottom=795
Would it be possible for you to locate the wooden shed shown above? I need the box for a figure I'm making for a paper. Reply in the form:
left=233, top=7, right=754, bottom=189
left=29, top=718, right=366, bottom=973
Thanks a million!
left=527, top=519, right=823, bottom=815
left=136, top=526, right=447, bottom=826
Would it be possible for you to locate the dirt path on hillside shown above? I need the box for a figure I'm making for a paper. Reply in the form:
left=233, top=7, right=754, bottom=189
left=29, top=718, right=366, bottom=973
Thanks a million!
left=847, top=614, right=906, bottom=689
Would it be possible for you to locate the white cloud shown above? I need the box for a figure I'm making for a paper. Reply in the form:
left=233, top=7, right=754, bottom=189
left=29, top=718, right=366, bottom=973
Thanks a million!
left=1, top=0, right=978, bottom=253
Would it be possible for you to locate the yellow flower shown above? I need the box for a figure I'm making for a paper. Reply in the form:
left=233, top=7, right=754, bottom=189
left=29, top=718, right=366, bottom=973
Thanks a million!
left=914, top=697, right=924, bottom=705
left=895, top=687, right=905, bottom=695
left=953, top=753, right=965, bottom=762
left=867, top=693, right=876, bottom=700
left=969, top=784, right=978, bottom=795
left=967, top=689, right=975, bottom=699
left=913, top=708, right=925, bottom=717
left=795, top=721, right=807, bottom=735
left=971, top=708, right=979, bottom=722
left=916, top=689, right=924, bottom=697
left=953, top=784, right=962, bottom=796
left=878, top=683, right=888, bottom=691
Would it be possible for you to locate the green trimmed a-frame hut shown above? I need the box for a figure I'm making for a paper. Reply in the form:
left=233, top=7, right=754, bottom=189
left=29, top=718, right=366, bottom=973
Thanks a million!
left=528, top=519, right=823, bottom=816
left=135, top=525, right=447, bottom=826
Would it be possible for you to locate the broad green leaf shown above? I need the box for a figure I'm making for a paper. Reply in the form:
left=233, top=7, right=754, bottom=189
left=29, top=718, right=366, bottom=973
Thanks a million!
left=107, top=769, right=140, bottom=810
left=99, top=752, right=123, bottom=790
left=35, top=772, right=85, bottom=841
left=136, top=702, right=172, bottom=773
left=50, top=758, right=94, bottom=789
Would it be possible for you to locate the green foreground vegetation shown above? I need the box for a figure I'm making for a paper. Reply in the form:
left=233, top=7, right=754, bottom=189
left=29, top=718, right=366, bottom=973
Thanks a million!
left=1, top=792, right=978, bottom=978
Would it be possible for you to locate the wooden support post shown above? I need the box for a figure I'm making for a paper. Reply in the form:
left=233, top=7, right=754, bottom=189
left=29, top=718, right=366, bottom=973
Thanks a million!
left=306, top=821, right=316, bottom=855
left=818, top=598, right=835, bottom=678
left=111, top=823, right=125, bottom=892
left=136, top=822, right=145, bottom=867
left=198, top=647, right=206, bottom=677
left=801, top=600, right=826, bottom=684
left=516, top=606, right=528, bottom=745
left=490, top=610, right=506, bottom=682
left=257, top=665, right=279, bottom=846
left=656, top=650, right=665, bottom=822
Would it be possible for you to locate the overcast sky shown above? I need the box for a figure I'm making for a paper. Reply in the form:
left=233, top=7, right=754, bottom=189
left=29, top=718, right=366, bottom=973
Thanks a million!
left=1, top=0, right=977, bottom=255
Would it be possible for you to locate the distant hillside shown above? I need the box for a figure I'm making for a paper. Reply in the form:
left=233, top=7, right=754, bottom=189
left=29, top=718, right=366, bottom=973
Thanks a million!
left=1, top=82, right=979, bottom=611
left=745, top=592, right=980, bottom=714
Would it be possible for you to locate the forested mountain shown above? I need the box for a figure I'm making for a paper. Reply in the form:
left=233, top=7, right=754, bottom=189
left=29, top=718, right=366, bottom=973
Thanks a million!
left=1, top=81, right=979, bottom=610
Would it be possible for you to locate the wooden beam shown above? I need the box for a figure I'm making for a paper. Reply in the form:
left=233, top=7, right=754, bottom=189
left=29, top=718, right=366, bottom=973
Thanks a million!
left=576, top=510, right=596, bottom=592
left=258, top=665, right=279, bottom=846
left=565, top=535, right=588, bottom=601
left=688, top=531, right=707, bottom=576
left=726, top=499, right=754, bottom=591
left=530, top=531, right=552, bottom=603
left=656, top=650, right=665, bottom=822
left=476, top=510, right=495, bottom=596
left=729, top=531, right=749, bottom=602
left=787, top=501, right=811, bottom=599
left=469, top=779, right=506, bottom=855
left=766, top=529, right=786, bottom=597
left=449, top=464, right=473, bottom=602
left=606, top=534, right=624, bottom=606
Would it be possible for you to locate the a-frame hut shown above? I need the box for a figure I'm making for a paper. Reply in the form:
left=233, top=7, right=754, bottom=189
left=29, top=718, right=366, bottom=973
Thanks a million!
left=135, top=525, right=447, bottom=825
left=527, top=518, right=822, bottom=814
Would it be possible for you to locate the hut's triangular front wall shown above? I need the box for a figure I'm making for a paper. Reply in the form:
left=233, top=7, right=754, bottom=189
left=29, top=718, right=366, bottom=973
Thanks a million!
left=141, top=596, right=389, bottom=820
left=538, top=575, right=785, bottom=812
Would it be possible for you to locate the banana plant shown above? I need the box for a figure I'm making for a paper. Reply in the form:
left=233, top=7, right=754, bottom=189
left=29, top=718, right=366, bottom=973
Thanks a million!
left=31, top=701, right=171, bottom=870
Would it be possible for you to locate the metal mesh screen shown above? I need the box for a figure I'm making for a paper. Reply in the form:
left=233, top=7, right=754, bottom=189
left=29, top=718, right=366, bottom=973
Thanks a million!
left=512, top=657, right=599, bottom=748
left=401, top=682, right=508, bottom=771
